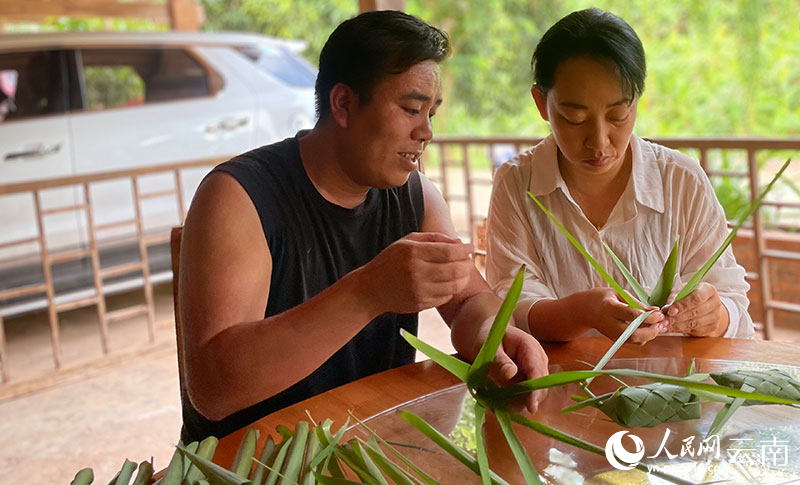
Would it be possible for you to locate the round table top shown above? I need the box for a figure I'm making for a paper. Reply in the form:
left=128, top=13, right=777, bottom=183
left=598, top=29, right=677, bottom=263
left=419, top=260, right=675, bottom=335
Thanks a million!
left=213, top=336, right=800, bottom=475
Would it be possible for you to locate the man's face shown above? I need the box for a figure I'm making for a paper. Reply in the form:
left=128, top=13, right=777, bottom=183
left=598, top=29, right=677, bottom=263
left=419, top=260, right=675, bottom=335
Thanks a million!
left=344, top=60, right=442, bottom=189
left=533, top=56, right=638, bottom=180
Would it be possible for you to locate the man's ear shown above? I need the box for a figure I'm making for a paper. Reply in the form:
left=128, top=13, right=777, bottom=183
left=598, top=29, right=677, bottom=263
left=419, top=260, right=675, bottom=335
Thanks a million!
left=531, top=85, right=549, bottom=122
left=329, top=83, right=356, bottom=128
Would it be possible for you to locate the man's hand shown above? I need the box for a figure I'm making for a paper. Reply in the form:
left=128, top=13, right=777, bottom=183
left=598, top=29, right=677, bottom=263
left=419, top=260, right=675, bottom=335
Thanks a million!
left=488, top=326, right=549, bottom=414
left=357, top=232, right=475, bottom=315
left=663, top=282, right=729, bottom=336
left=572, top=287, right=666, bottom=345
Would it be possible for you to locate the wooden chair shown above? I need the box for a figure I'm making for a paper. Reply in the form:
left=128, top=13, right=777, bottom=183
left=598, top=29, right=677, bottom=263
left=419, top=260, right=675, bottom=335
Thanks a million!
left=170, top=226, right=188, bottom=409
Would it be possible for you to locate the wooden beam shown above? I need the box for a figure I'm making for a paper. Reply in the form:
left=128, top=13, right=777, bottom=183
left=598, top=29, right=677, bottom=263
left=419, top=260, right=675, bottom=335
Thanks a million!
left=0, top=0, right=171, bottom=25
left=358, top=0, right=405, bottom=13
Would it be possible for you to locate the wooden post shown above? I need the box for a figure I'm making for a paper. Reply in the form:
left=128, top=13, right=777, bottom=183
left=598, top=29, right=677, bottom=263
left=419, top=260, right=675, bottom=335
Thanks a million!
left=358, top=0, right=406, bottom=12
left=169, top=0, right=203, bottom=31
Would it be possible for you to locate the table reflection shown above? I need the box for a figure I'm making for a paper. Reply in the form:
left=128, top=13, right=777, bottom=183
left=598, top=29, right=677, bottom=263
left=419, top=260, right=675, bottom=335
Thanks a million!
left=349, top=357, right=800, bottom=484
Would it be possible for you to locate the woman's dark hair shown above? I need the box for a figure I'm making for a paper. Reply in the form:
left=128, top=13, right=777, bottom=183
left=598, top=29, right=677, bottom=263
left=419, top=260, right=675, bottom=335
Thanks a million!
left=315, top=10, right=451, bottom=121
left=531, top=8, right=646, bottom=100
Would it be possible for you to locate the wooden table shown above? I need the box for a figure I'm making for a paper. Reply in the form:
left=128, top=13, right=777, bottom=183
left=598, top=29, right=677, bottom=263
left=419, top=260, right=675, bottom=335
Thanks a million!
left=212, top=336, right=800, bottom=470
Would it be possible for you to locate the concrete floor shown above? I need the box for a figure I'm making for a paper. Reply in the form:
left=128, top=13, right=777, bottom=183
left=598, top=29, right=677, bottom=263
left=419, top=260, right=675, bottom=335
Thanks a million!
left=0, top=284, right=454, bottom=484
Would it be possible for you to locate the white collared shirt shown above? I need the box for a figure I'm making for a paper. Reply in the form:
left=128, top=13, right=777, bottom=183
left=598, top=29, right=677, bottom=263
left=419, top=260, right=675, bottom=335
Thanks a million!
left=485, top=134, right=754, bottom=338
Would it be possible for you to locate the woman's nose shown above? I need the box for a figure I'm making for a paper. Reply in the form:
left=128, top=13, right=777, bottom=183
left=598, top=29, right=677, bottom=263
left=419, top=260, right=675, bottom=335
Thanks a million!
left=584, top=120, right=610, bottom=151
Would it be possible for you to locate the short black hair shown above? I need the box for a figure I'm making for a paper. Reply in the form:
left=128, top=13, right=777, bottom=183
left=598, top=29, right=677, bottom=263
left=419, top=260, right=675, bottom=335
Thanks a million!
left=315, top=10, right=451, bottom=121
left=532, top=8, right=646, bottom=100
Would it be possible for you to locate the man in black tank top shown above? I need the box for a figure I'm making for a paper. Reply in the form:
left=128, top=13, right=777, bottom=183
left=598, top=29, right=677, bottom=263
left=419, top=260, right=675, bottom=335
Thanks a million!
left=177, top=10, right=549, bottom=442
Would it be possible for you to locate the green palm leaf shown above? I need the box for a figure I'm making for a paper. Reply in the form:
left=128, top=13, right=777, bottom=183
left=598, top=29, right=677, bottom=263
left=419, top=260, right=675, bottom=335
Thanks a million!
left=399, top=329, right=470, bottom=382
left=674, top=158, right=791, bottom=302
left=176, top=445, right=251, bottom=485
left=602, top=241, right=650, bottom=303
left=468, top=265, right=525, bottom=390
left=474, top=403, right=490, bottom=485
left=528, top=193, right=644, bottom=309
left=495, top=409, right=541, bottom=484
left=648, top=236, right=679, bottom=307
left=398, top=410, right=509, bottom=485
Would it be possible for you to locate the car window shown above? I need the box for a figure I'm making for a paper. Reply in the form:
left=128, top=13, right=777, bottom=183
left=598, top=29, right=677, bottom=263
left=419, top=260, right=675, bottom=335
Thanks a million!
left=253, top=45, right=317, bottom=88
left=78, top=48, right=212, bottom=110
left=0, top=50, right=67, bottom=122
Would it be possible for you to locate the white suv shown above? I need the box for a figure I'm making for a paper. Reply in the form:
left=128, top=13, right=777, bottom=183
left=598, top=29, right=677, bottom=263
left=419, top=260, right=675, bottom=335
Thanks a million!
left=0, top=31, right=317, bottom=316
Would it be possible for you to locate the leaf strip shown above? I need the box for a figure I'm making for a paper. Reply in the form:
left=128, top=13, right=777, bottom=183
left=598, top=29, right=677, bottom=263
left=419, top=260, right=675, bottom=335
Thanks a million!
left=468, top=266, right=525, bottom=390
left=495, top=409, right=541, bottom=484
left=602, top=242, right=650, bottom=303
left=400, top=329, right=470, bottom=381
left=528, top=193, right=643, bottom=309
left=675, top=158, right=791, bottom=302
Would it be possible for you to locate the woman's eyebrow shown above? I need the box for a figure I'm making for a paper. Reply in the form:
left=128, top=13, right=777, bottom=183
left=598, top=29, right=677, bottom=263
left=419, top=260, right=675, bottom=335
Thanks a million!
left=558, top=97, right=631, bottom=109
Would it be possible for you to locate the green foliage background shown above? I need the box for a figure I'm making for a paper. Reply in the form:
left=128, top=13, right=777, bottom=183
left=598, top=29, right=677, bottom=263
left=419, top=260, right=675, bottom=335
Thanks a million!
left=197, top=0, right=800, bottom=139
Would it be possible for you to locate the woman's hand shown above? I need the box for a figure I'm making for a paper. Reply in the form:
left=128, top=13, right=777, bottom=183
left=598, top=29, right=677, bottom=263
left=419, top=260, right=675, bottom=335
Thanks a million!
left=574, top=287, right=666, bottom=344
left=663, top=282, right=729, bottom=337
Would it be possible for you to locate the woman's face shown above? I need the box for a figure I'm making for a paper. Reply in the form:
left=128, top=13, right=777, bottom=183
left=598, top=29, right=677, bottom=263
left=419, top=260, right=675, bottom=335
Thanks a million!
left=532, top=56, right=638, bottom=180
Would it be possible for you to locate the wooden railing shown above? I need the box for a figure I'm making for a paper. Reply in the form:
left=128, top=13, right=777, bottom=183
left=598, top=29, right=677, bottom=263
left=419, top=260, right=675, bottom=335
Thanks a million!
left=0, top=156, right=223, bottom=383
left=422, top=136, right=800, bottom=339
left=0, top=137, right=798, bottom=385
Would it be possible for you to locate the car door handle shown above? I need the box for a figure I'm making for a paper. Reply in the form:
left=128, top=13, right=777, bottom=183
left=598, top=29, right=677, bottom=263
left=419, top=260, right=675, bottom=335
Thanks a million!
left=4, top=143, right=62, bottom=161
left=205, top=116, right=249, bottom=133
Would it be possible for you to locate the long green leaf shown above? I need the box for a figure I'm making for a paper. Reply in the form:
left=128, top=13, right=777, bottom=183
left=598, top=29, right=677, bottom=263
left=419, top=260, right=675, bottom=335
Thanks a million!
left=161, top=447, right=185, bottom=485
left=264, top=437, right=293, bottom=485
left=484, top=370, right=609, bottom=400
left=251, top=436, right=275, bottom=485
left=508, top=413, right=693, bottom=485
left=362, top=443, right=416, bottom=485
left=179, top=441, right=200, bottom=484
left=675, top=158, right=791, bottom=302
left=313, top=475, right=365, bottom=485
left=649, top=236, right=679, bottom=307
left=176, top=446, right=250, bottom=485
left=490, top=368, right=800, bottom=406
left=314, top=421, right=346, bottom=480
left=351, top=441, right=388, bottom=485
left=602, top=242, right=650, bottom=303
left=311, top=419, right=349, bottom=471
left=706, top=382, right=752, bottom=438
left=281, top=421, right=309, bottom=484
left=592, top=310, right=654, bottom=374
left=398, top=410, right=509, bottom=485
left=331, top=445, right=381, bottom=485
left=528, top=193, right=643, bottom=309
left=347, top=412, right=437, bottom=485
left=599, top=369, right=800, bottom=405
left=303, top=429, right=320, bottom=485
left=473, top=403, right=490, bottom=485
left=468, top=266, right=525, bottom=390
left=185, top=436, right=219, bottom=485
left=231, top=427, right=258, bottom=478
left=494, top=409, right=541, bottom=485
left=400, top=329, right=470, bottom=382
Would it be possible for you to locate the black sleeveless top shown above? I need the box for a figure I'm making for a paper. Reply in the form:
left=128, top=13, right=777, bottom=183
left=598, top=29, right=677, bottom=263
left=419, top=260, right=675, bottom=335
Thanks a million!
left=181, top=132, right=425, bottom=442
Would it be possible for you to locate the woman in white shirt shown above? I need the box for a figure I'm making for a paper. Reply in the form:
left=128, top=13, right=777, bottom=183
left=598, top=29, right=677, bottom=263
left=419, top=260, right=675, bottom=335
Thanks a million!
left=486, top=8, right=754, bottom=343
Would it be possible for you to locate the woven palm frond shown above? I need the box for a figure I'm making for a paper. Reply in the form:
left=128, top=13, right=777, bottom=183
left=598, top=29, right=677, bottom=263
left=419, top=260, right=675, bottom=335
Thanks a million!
left=599, top=382, right=702, bottom=428
left=710, top=369, right=800, bottom=404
